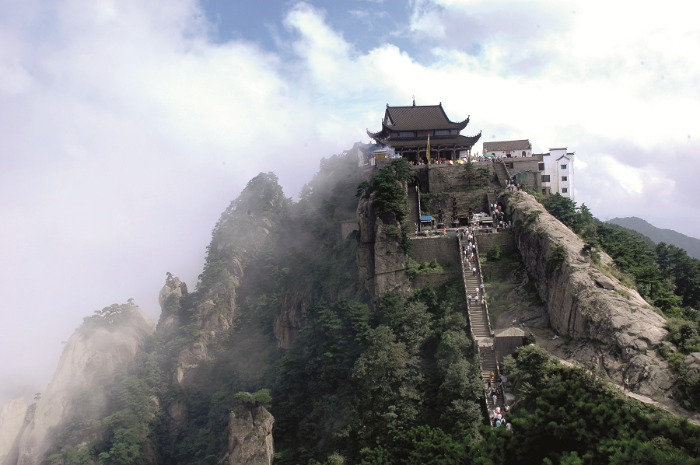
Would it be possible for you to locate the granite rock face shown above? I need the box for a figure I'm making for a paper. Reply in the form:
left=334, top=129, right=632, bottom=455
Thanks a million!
left=0, top=398, right=28, bottom=465
left=10, top=306, right=154, bottom=465
left=227, top=407, right=274, bottom=465
left=356, top=195, right=409, bottom=304
left=508, top=191, right=673, bottom=397
left=273, top=292, right=310, bottom=349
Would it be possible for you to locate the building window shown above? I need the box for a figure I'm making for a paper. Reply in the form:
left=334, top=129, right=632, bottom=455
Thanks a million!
left=522, top=151, right=526, bottom=156
left=450, top=129, right=460, bottom=135
left=542, top=189, right=547, bottom=195
left=391, top=132, right=398, bottom=138
left=538, top=162, right=545, bottom=171
left=435, top=130, right=450, bottom=136
left=561, top=176, right=568, bottom=182
left=541, top=175, right=551, bottom=182
left=562, top=188, right=568, bottom=193
left=399, top=131, right=414, bottom=137
left=561, top=164, right=567, bottom=170
left=506, top=163, right=514, bottom=169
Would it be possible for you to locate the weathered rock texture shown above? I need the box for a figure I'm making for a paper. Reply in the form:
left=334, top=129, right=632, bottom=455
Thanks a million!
left=227, top=407, right=274, bottom=465
left=10, top=307, right=154, bottom=465
left=356, top=196, right=409, bottom=303
left=0, top=398, right=28, bottom=465
left=273, top=292, right=311, bottom=350
left=509, top=191, right=673, bottom=397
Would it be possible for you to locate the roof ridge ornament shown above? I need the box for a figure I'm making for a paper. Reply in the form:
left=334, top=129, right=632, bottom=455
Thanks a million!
left=412, top=95, right=415, bottom=107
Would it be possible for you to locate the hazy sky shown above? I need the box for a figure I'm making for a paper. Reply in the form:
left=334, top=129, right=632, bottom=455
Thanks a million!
left=1, top=0, right=698, bottom=404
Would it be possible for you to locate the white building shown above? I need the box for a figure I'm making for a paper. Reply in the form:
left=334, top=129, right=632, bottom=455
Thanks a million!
left=482, top=139, right=532, bottom=158
left=538, top=148, right=575, bottom=201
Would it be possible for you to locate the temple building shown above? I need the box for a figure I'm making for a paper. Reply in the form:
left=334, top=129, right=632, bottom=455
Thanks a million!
left=367, top=102, right=481, bottom=164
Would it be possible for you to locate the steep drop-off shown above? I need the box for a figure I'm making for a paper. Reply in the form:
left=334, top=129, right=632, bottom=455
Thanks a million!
left=356, top=196, right=409, bottom=303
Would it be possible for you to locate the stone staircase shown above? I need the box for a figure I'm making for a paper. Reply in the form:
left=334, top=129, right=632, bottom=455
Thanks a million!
left=458, top=234, right=504, bottom=426
left=493, top=161, right=509, bottom=187
left=482, top=348, right=504, bottom=419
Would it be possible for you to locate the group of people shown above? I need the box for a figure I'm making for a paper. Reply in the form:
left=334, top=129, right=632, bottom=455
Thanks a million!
left=491, top=406, right=511, bottom=430
left=488, top=372, right=511, bottom=429
left=506, top=180, right=520, bottom=191
left=468, top=287, right=485, bottom=308
left=410, top=158, right=461, bottom=165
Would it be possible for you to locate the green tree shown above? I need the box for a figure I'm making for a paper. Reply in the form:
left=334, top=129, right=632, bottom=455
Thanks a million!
left=464, top=160, right=477, bottom=188
left=487, top=244, right=501, bottom=261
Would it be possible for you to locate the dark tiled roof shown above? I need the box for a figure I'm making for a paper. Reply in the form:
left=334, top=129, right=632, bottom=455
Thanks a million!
left=384, top=105, right=469, bottom=131
left=483, top=140, right=531, bottom=152
left=379, top=133, right=481, bottom=149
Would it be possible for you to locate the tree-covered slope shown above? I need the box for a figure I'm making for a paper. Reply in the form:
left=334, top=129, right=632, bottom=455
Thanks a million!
left=609, top=217, right=700, bottom=260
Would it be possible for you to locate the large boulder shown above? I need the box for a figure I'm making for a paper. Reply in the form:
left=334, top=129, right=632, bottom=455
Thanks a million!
left=509, top=191, right=672, bottom=397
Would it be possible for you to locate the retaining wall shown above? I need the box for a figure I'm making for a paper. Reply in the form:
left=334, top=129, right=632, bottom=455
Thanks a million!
left=411, top=271, right=462, bottom=289
left=475, top=232, right=516, bottom=255
left=410, top=236, right=460, bottom=267
left=411, top=162, right=493, bottom=193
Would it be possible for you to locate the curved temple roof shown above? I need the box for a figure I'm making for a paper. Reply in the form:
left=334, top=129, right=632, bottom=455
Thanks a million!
left=367, top=103, right=472, bottom=140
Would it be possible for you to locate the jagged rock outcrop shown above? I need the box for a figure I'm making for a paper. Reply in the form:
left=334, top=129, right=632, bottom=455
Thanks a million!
left=0, top=398, right=28, bottom=465
left=167, top=173, right=287, bottom=384
left=508, top=191, right=672, bottom=397
left=356, top=196, right=409, bottom=304
left=10, top=306, right=154, bottom=465
left=226, top=407, right=274, bottom=465
left=156, top=275, right=187, bottom=338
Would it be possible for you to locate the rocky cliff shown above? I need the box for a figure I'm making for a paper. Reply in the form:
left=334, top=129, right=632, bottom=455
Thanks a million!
left=1, top=304, right=154, bottom=465
left=509, top=191, right=674, bottom=398
left=163, top=173, right=287, bottom=384
left=356, top=195, right=409, bottom=304
left=0, top=399, right=29, bottom=465
left=226, top=406, right=274, bottom=465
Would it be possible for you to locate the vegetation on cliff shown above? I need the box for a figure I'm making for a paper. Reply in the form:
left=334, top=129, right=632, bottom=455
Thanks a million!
left=359, top=345, right=700, bottom=465
left=535, top=193, right=700, bottom=314
left=273, top=280, right=481, bottom=464
left=357, top=159, right=414, bottom=253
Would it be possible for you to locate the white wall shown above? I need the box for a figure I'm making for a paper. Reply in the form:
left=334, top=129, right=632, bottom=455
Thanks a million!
left=542, top=149, right=574, bottom=200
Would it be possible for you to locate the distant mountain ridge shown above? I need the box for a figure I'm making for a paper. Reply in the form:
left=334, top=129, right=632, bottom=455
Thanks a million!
left=607, top=216, right=700, bottom=260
